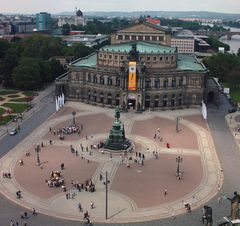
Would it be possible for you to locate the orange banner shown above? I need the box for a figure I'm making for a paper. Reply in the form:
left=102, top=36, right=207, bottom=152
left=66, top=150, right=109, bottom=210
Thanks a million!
left=128, top=62, right=136, bottom=91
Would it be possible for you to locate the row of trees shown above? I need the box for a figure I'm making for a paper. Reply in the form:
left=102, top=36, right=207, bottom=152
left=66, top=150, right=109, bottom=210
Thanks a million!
left=0, top=35, right=95, bottom=90
left=203, top=53, right=240, bottom=88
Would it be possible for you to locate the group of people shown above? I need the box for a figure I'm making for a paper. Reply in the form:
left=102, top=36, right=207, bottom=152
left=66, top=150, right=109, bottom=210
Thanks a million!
left=52, top=125, right=81, bottom=136
left=46, top=171, right=64, bottom=188
left=2, top=172, right=11, bottom=178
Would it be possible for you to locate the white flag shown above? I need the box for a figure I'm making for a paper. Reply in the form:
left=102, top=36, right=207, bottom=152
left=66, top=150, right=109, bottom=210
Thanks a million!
left=202, top=100, right=207, bottom=120
left=61, top=93, right=64, bottom=106
left=62, top=93, right=65, bottom=106
left=55, top=97, right=59, bottom=111
left=58, top=96, right=62, bottom=108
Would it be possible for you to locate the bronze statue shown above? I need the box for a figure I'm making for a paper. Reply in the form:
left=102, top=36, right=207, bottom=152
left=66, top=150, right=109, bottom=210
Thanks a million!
left=129, top=43, right=139, bottom=62
left=228, top=191, right=240, bottom=220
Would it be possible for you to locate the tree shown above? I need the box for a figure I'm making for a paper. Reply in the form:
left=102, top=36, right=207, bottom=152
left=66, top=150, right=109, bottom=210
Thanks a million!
left=203, top=53, right=240, bottom=81
left=207, top=36, right=230, bottom=52
left=21, top=35, right=62, bottom=59
left=62, top=23, right=70, bottom=35
left=71, top=43, right=95, bottom=58
left=0, top=39, right=10, bottom=59
left=49, top=59, right=65, bottom=80
left=12, top=57, right=42, bottom=90
left=38, top=60, right=52, bottom=84
left=228, top=66, right=240, bottom=88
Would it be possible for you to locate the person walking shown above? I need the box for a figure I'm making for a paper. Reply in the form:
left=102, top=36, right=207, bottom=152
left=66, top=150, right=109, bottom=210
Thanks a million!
left=78, top=202, right=82, bottom=212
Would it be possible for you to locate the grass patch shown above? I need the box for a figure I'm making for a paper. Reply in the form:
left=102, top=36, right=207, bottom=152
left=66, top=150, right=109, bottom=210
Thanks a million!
left=2, top=103, right=29, bottom=113
left=7, top=94, right=20, bottom=98
left=9, top=98, right=28, bottom=102
left=22, top=91, right=38, bottom=97
left=0, top=107, right=5, bottom=115
left=222, top=82, right=240, bottom=103
left=0, top=115, right=15, bottom=125
left=0, top=90, right=19, bottom=95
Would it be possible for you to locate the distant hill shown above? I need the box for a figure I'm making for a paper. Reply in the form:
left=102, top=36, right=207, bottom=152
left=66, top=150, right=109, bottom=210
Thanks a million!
left=58, top=11, right=240, bottom=20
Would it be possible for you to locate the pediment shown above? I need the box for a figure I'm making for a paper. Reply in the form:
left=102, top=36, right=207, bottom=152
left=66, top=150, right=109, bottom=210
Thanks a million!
left=118, top=23, right=167, bottom=34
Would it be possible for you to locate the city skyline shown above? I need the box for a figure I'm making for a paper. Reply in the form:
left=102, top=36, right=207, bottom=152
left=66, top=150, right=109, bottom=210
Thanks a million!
left=2, top=0, right=240, bottom=14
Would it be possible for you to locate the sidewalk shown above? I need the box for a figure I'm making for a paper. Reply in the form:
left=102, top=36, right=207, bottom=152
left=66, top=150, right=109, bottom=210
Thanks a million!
left=225, top=111, right=240, bottom=149
left=0, top=84, right=55, bottom=139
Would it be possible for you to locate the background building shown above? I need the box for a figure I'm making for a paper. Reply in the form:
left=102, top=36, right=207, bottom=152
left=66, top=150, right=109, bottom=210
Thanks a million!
left=111, top=22, right=171, bottom=46
left=36, top=12, right=52, bottom=31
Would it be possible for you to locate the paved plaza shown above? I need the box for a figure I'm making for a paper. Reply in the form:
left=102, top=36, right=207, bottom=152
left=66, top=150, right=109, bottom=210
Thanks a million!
left=0, top=101, right=222, bottom=223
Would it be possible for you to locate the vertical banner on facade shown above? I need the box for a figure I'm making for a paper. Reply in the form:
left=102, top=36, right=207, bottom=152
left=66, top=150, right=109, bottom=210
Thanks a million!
left=128, top=61, right=137, bottom=91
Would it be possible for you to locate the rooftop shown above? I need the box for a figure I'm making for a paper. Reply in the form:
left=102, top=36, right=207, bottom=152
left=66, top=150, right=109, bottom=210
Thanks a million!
left=101, top=41, right=177, bottom=54
left=71, top=52, right=205, bottom=72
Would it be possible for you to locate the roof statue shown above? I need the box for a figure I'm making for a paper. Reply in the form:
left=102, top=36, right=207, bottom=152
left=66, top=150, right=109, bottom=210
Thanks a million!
left=129, top=43, right=139, bottom=62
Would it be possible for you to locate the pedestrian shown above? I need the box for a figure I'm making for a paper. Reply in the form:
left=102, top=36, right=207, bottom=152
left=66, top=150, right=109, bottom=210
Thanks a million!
left=49, top=140, right=52, bottom=145
left=76, top=150, right=78, bottom=156
left=66, top=193, right=69, bottom=199
left=78, top=202, right=82, bottom=212
left=10, top=219, right=14, bottom=226
left=218, top=196, right=221, bottom=204
left=41, top=142, right=44, bottom=148
left=99, top=173, right=103, bottom=181
left=87, top=159, right=90, bottom=164
left=15, top=222, right=19, bottom=226
left=90, top=201, right=94, bottom=209
left=32, top=208, right=36, bottom=215
left=164, top=189, right=167, bottom=196
left=61, top=163, right=64, bottom=170
left=84, top=210, right=89, bottom=219
left=24, top=211, right=27, bottom=219
left=167, top=143, right=170, bottom=148
left=49, top=127, right=52, bottom=132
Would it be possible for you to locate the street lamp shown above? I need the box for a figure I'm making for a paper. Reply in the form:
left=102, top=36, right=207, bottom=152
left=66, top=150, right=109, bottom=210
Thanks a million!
left=176, top=156, right=182, bottom=177
left=72, top=111, right=76, bottom=125
left=175, top=117, right=180, bottom=133
left=103, top=171, right=110, bottom=220
left=36, top=144, right=41, bottom=166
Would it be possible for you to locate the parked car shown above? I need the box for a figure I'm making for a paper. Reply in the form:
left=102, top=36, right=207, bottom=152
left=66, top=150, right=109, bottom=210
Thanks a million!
left=9, top=128, right=18, bottom=136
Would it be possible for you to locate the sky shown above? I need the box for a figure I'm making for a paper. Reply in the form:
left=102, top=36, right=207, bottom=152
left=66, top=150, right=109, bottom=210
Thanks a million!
left=1, top=0, right=240, bottom=14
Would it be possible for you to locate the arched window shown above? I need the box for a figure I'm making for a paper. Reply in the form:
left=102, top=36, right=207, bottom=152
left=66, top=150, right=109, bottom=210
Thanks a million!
left=87, top=74, right=91, bottom=82
left=163, top=94, right=168, bottom=107
left=93, top=75, right=97, bottom=84
left=88, top=89, right=91, bottom=100
left=107, top=77, right=112, bottom=86
left=179, top=77, right=183, bottom=87
left=93, top=90, right=97, bottom=102
left=116, top=77, right=120, bottom=87
left=163, top=78, right=168, bottom=88
left=172, top=78, right=176, bottom=87
left=146, top=78, right=151, bottom=88
left=107, top=93, right=112, bottom=105
left=154, top=79, right=160, bottom=88
left=115, top=94, right=120, bottom=106
left=100, top=76, right=105, bottom=85
left=100, top=92, right=104, bottom=103
left=171, top=94, right=175, bottom=107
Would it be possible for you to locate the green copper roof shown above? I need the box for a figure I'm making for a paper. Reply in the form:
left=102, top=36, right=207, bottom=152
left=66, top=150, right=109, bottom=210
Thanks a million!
left=71, top=50, right=205, bottom=72
left=177, top=54, right=206, bottom=71
left=71, top=53, right=97, bottom=67
left=101, top=41, right=176, bottom=54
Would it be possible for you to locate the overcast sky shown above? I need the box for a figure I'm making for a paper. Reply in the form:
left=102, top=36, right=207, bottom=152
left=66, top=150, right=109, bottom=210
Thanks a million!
left=2, top=0, right=240, bottom=14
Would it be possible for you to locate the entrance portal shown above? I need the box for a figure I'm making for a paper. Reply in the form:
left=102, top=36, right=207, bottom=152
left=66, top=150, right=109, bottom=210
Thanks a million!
left=128, top=99, right=136, bottom=109
left=128, top=93, right=137, bottom=109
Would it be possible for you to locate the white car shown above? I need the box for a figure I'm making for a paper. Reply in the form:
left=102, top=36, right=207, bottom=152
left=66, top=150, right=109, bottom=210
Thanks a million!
left=9, top=128, right=18, bottom=136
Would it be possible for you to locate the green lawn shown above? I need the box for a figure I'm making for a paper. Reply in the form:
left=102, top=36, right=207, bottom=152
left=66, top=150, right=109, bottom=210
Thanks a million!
left=0, top=107, right=5, bottom=115
left=22, top=91, right=38, bottom=97
left=2, top=103, right=29, bottom=113
left=0, top=90, right=19, bottom=95
left=0, top=115, right=15, bottom=125
left=8, top=94, right=20, bottom=98
left=9, top=98, right=28, bottom=102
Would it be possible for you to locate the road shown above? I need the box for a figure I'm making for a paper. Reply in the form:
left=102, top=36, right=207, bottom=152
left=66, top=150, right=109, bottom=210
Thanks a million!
left=0, top=92, right=239, bottom=226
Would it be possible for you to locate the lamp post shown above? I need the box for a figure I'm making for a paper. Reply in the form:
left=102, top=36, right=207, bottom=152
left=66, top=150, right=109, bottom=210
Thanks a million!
left=104, top=171, right=110, bottom=220
left=176, top=156, right=182, bottom=177
left=72, top=111, right=76, bottom=125
left=175, top=117, right=180, bottom=133
left=36, top=144, right=41, bottom=166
